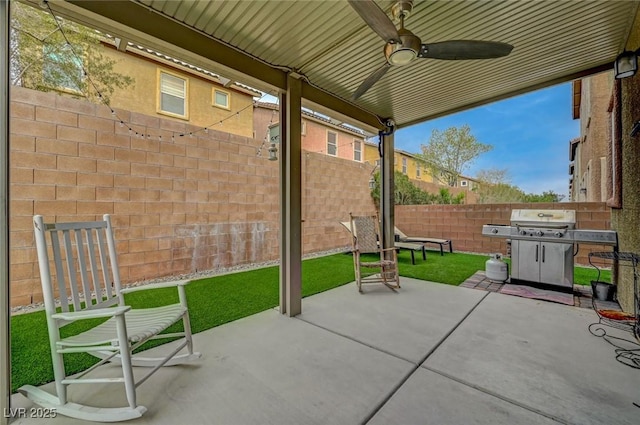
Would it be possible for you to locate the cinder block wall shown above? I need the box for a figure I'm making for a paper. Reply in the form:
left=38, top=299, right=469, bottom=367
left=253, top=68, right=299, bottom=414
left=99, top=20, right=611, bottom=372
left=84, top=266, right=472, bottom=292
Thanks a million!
left=8, top=87, right=375, bottom=307
left=9, top=87, right=613, bottom=308
left=396, top=202, right=612, bottom=266
left=303, top=151, right=377, bottom=253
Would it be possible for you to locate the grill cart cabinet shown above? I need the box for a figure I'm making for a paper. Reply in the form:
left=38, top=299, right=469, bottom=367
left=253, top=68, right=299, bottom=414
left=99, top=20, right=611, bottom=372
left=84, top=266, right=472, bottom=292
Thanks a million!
left=483, top=209, right=617, bottom=289
left=511, top=240, right=574, bottom=288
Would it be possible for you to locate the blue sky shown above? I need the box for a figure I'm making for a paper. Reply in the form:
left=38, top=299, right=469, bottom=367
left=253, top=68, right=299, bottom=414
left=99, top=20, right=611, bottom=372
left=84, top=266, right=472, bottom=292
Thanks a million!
left=394, top=83, right=578, bottom=198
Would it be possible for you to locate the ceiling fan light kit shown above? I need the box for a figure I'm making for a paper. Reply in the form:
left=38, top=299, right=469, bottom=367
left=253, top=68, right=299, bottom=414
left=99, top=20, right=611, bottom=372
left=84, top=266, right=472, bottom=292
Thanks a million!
left=348, top=0, right=514, bottom=99
left=385, top=35, right=420, bottom=65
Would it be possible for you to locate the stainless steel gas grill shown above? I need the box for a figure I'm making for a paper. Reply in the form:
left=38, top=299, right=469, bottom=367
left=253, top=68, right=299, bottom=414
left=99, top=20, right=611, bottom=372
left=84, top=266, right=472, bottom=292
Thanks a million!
left=482, top=209, right=618, bottom=289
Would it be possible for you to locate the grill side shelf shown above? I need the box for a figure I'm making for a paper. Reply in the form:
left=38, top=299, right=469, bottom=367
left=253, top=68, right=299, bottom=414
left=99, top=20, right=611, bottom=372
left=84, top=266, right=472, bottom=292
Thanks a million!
left=589, top=251, right=639, bottom=266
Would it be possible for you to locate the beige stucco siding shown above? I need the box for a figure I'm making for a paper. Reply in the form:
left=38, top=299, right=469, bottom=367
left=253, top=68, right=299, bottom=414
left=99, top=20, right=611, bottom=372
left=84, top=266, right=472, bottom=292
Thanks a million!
left=103, top=46, right=254, bottom=138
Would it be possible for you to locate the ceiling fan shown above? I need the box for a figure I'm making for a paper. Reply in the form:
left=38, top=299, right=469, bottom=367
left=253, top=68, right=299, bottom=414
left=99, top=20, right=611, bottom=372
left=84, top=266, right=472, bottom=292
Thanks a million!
left=348, top=0, right=514, bottom=100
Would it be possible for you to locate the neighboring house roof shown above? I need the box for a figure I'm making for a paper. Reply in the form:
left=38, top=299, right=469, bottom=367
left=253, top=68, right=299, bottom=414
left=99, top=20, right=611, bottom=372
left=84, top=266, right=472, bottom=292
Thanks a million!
left=104, top=35, right=262, bottom=97
left=254, top=101, right=365, bottom=137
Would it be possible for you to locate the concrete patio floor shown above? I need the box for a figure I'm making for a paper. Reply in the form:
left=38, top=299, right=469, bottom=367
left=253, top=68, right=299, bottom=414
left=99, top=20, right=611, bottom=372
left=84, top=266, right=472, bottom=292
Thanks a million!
left=11, top=278, right=640, bottom=425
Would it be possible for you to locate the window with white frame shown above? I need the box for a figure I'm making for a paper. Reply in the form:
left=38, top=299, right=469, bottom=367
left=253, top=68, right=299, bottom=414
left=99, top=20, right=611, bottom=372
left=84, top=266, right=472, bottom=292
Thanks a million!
left=460, top=180, right=468, bottom=187
left=213, top=88, right=230, bottom=109
left=159, top=71, right=187, bottom=117
left=327, top=131, right=337, bottom=156
left=416, top=165, right=421, bottom=179
left=353, top=140, right=362, bottom=161
left=402, top=157, right=407, bottom=174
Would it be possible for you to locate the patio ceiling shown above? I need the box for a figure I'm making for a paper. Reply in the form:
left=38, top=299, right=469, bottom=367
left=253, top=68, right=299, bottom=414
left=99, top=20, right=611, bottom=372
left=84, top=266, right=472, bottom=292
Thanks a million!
left=29, top=0, right=639, bottom=132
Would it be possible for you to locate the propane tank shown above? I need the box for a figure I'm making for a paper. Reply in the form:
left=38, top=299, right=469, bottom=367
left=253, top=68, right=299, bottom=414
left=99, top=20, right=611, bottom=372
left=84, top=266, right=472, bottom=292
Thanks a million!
left=486, top=253, right=508, bottom=282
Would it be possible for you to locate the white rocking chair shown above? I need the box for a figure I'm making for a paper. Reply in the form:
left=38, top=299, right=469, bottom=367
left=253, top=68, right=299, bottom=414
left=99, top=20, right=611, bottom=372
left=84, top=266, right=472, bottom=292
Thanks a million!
left=19, top=215, right=201, bottom=422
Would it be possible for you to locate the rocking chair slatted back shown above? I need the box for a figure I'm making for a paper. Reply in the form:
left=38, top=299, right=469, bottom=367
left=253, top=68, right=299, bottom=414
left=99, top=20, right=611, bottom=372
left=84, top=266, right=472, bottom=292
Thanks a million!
left=34, top=215, right=121, bottom=323
left=351, top=215, right=380, bottom=253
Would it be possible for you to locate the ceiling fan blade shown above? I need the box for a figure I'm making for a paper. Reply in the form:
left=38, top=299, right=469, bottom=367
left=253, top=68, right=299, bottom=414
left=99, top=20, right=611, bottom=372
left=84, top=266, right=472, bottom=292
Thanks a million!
left=418, top=40, right=514, bottom=60
left=352, top=63, right=391, bottom=100
left=348, top=0, right=399, bottom=42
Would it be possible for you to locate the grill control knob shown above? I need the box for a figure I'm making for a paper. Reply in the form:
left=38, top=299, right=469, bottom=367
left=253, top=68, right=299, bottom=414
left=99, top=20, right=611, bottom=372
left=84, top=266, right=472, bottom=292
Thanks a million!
left=519, top=229, right=527, bottom=236
left=554, top=232, right=563, bottom=238
left=491, top=228, right=499, bottom=234
left=535, top=230, right=544, bottom=237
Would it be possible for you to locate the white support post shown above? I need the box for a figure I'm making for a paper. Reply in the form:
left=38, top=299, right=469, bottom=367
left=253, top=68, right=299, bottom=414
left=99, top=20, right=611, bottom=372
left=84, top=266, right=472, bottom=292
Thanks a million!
left=279, top=75, right=303, bottom=317
left=380, top=130, right=395, bottom=251
left=1, top=0, right=11, bottom=423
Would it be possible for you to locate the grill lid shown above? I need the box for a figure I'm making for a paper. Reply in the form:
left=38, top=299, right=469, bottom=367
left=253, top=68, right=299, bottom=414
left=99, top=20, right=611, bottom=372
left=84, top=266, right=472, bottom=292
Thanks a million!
left=510, top=209, right=576, bottom=228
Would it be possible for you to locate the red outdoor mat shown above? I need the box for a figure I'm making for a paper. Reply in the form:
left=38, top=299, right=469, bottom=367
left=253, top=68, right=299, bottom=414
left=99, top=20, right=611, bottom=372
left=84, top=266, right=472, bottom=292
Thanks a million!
left=498, top=283, right=574, bottom=306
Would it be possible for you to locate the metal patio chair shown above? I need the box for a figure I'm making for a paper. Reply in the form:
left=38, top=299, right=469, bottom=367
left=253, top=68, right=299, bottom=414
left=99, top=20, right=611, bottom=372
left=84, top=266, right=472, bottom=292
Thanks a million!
left=19, top=215, right=201, bottom=422
left=349, top=213, right=400, bottom=292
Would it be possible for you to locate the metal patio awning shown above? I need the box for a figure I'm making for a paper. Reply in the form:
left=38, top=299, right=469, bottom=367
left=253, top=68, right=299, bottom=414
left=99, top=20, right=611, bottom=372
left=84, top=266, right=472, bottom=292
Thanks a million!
left=23, top=0, right=639, bottom=132
left=3, top=2, right=640, bottom=420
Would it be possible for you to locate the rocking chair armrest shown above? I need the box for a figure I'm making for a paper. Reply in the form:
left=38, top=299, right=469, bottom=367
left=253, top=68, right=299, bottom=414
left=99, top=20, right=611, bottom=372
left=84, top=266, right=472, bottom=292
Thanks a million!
left=119, top=279, right=192, bottom=294
left=51, top=305, right=131, bottom=321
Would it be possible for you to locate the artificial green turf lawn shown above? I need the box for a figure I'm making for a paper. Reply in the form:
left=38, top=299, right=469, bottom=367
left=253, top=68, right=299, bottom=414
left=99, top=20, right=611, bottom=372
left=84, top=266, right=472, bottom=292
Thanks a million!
left=10, top=253, right=357, bottom=392
left=10, top=250, right=610, bottom=392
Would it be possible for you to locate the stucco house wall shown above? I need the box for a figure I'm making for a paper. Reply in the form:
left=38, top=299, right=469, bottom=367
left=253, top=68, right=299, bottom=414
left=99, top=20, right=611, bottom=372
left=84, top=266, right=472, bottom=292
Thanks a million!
left=573, top=71, right=614, bottom=202
left=102, top=44, right=256, bottom=138
left=612, top=20, right=640, bottom=312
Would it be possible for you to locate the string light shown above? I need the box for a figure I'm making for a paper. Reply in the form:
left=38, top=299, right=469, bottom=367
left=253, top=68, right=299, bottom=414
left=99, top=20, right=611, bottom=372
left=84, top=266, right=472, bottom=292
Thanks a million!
left=40, top=1, right=279, bottom=153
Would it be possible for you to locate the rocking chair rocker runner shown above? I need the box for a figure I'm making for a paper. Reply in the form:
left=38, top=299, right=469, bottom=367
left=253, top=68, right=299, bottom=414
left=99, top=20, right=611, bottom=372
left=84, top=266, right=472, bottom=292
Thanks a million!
left=349, top=213, right=400, bottom=292
left=20, top=215, right=201, bottom=422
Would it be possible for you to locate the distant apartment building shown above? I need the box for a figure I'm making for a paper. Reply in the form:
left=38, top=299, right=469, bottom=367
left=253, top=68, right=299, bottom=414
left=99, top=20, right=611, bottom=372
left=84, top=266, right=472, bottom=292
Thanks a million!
left=570, top=71, right=617, bottom=203
left=364, top=141, right=480, bottom=196
left=253, top=102, right=366, bottom=162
